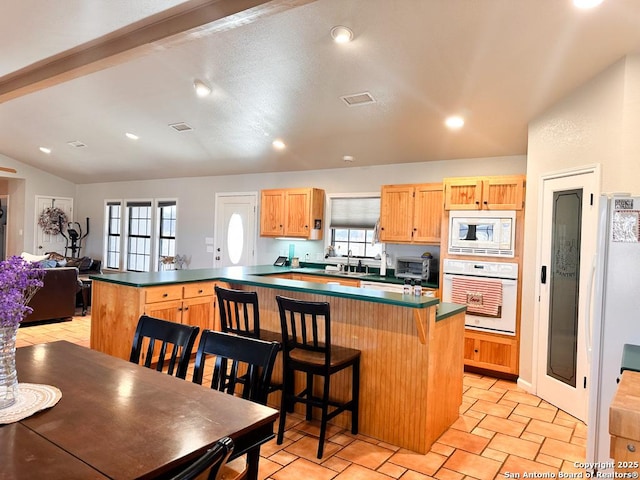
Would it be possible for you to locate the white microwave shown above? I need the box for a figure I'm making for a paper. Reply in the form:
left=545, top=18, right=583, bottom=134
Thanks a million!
left=448, top=210, right=516, bottom=257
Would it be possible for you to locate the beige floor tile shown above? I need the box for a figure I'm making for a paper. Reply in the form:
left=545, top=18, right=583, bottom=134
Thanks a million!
left=271, top=458, right=337, bottom=480
left=481, top=448, right=507, bottom=463
left=539, top=438, right=586, bottom=463
left=389, top=450, right=447, bottom=477
left=508, top=413, right=531, bottom=425
left=399, top=471, right=434, bottom=480
left=470, top=427, right=494, bottom=440
left=499, top=455, right=559, bottom=476
left=321, top=455, right=351, bottom=473
left=525, top=419, right=573, bottom=442
left=259, top=457, right=284, bottom=479
left=463, top=387, right=504, bottom=403
left=503, top=390, right=542, bottom=407
left=285, top=435, right=341, bottom=463
left=437, top=429, right=490, bottom=455
left=512, top=404, right=557, bottom=422
left=476, top=414, right=526, bottom=437
left=377, top=461, right=406, bottom=478
left=464, top=409, right=486, bottom=421
left=442, top=450, right=501, bottom=480
left=335, top=439, right=394, bottom=470
left=520, top=432, right=545, bottom=444
left=434, top=467, right=464, bottom=480
left=333, top=463, right=393, bottom=479
left=536, top=452, right=564, bottom=468
left=468, top=400, right=514, bottom=418
left=463, top=376, right=497, bottom=390
left=429, top=443, right=455, bottom=457
left=450, top=415, right=482, bottom=433
left=487, top=432, right=541, bottom=460
left=269, top=449, right=299, bottom=466
left=573, top=422, right=587, bottom=439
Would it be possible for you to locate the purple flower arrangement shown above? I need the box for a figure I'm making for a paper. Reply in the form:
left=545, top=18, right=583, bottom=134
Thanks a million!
left=0, top=256, right=45, bottom=328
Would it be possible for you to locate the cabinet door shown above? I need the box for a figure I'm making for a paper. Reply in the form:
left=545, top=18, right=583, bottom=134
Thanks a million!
left=260, top=190, right=285, bottom=236
left=444, top=179, right=483, bottom=210
left=182, top=296, right=215, bottom=345
left=144, top=299, right=182, bottom=323
left=380, top=185, right=414, bottom=242
left=482, top=177, right=525, bottom=210
left=413, top=184, right=443, bottom=243
left=464, top=331, right=518, bottom=374
left=284, top=189, right=311, bottom=237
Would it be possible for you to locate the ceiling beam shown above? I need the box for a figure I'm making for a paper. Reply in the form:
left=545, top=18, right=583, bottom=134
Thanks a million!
left=0, top=0, right=316, bottom=104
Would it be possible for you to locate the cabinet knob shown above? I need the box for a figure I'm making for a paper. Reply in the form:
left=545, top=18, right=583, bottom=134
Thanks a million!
left=475, top=201, right=480, bottom=205
left=163, top=293, right=168, bottom=298
left=198, top=289, right=203, bottom=294
left=628, top=443, right=636, bottom=453
left=474, top=349, right=479, bottom=353
left=183, top=307, right=189, bottom=311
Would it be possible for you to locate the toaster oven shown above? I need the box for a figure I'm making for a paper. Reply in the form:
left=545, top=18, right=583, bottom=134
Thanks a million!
left=395, top=256, right=438, bottom=282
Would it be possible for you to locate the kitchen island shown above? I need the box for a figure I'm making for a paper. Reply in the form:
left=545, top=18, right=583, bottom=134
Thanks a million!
left=90, top=265, right=465, bottom=454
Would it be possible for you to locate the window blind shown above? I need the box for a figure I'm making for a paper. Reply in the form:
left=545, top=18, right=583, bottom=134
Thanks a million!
left=329, top=196, right=380, bottom=229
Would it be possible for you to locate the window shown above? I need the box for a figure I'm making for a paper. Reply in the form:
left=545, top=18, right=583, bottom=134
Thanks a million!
left=329, top=195, right=382, bottom=259
left=157, top=201, right=176, bottom=262
left=126, top=201, right=152, bottom=272
left=105, top=201, right=121, bottom=269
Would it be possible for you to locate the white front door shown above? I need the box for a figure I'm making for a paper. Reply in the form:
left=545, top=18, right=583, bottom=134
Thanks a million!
left=536, top=168, right=599, bottom=422
left=214, top=194, right=257, bottom=267
left=35, top=196, right=73, bottom=256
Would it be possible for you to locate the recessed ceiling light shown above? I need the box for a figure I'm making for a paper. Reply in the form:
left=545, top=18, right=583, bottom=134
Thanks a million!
left=573, top=0, right=604, bottom=9
left=193, top=79, right=212, bottom=97
left=39, top=147, right=51, bottom=154
left=125, top=132, right=139, bottom=140
left=445, top=116, right=465, bottom=129
left=331, top=26, right=354, bottom=44
left=343, top=155, right=354, bottom=162
left=272, top=139, right=286, bottom=150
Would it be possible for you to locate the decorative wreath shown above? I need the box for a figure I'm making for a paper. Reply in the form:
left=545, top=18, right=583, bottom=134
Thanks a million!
left=38, top=207, right=68, bottom=235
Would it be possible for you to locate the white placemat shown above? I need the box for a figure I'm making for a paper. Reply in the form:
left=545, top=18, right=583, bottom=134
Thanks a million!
left=0, top=383, right=62, bottom=424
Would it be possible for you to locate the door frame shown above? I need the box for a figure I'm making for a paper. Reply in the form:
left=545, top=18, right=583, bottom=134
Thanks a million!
left=531, top=164, right=601, bottom=415
left=213, top=192, right=258, bottom=267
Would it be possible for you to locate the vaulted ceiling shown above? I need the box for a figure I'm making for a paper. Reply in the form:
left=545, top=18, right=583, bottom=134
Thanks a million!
left=1, top=0, right=640, bottom=184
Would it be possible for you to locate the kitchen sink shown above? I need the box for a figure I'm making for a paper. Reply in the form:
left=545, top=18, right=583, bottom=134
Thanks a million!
left=325, top=270, right=375, bottom=278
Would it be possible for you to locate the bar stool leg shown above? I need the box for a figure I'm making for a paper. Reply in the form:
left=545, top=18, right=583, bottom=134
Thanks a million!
left=305, top=372, right=314, bottom=420
left=352, top=358, right=360, bottom=434
left=317, top=375, right=331, bottom=459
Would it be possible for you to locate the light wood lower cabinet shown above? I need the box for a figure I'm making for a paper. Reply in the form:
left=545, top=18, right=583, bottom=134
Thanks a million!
left=464, top=330, right=518, bottom=374
left=91, top=280, right=216, bottom=360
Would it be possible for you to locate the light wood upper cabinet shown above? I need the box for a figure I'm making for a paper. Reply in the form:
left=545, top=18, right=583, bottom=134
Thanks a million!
left=260, top=188, right=325, bottom=239
left=380, top=183, right=443, bottom=244
left=444, top=175, right=525, bottom=210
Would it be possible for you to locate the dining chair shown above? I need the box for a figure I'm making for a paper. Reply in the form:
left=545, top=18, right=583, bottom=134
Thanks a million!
left=129, top=315, right=200, bottom=379
left=192, top=330, right=280, bottom=479
left=169, top=436, right=234, bottom=480
left=215, top=285, right=283, bottom=393
left=275, top=295, right=361, bottom=458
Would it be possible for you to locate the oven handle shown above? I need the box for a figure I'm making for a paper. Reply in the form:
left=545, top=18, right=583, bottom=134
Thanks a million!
left=443, top=273, right=517, bottom=284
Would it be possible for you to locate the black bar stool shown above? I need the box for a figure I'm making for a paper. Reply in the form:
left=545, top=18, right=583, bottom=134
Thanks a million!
left=215, top=285, right=283, bottom=394
left=275, top=295, right=361, bottom=459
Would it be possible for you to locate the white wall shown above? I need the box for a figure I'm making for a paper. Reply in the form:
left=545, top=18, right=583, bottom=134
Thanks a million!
left=522, top=54, right=640, bottom=387
left=0, top=154, right=76, bottom=256
left=75, top=155, right=526, bottom=268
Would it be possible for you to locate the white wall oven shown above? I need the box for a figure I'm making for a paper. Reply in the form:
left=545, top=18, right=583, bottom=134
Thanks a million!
left=442, top=259, right=518, bottom=336
left=448, top=210, right=516, bottom=257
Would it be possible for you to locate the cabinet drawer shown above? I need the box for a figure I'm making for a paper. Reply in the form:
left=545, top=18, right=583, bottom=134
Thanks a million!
left=144, top=285, right=182, bottom=304
left=183, top=282, right=215, bottom=299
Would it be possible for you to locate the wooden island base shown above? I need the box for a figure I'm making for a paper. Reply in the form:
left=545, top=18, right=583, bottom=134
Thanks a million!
left=90, top=267, right=465, bottom=455
left=228, top=284, right=465, bottom=454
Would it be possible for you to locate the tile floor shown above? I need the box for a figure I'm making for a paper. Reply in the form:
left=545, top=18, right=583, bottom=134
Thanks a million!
left=17, top=313, right=588, bottom=479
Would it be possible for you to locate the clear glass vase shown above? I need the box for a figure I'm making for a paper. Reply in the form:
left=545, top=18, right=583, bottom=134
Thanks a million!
left=0, top=325, right=19, bottom=409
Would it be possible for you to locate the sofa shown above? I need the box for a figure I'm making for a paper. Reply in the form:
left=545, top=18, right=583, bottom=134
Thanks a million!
left=23, top=267, right=80, bottom=324
left=21, top=255, right=103, bottom=324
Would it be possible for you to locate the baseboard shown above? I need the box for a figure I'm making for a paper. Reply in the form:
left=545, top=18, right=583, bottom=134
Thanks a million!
left=517, top=377, right=534, bottom=393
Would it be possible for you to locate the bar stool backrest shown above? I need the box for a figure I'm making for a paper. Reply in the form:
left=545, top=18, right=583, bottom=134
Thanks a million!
left=276, top=295, right=331, bottom=370
left=215, top=286, right=261, bottom=337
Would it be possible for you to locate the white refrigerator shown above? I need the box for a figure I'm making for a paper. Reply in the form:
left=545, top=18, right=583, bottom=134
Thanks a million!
left=587, top=194, right=640, bottom=469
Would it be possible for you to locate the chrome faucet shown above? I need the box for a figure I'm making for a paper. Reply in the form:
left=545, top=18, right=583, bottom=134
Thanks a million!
left=346, top=250, right=353, bottom=272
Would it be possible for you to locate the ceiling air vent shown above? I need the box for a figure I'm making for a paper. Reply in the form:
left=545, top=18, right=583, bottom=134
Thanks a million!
left=168, top=122, right=193, bottom=132
left=67, top=140, right=87, bottom=148
left=340, top=91, right=376, bottom=107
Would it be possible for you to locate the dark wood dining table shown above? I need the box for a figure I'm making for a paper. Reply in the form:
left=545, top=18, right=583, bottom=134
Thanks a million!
left=0, top=341, right=279, bottom=480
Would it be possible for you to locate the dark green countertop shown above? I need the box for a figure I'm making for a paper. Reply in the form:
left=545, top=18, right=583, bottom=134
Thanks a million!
left=91, top=265, right=465, bottom=318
